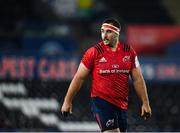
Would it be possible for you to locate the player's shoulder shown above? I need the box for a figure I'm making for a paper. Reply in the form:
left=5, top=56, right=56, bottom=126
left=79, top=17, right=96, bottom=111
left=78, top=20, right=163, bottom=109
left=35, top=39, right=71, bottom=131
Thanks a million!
left=93, top=42, right=104, bottom=54
left=86, top=42, right=104, bottom=54
left=121, top=41, right=135, bottom=53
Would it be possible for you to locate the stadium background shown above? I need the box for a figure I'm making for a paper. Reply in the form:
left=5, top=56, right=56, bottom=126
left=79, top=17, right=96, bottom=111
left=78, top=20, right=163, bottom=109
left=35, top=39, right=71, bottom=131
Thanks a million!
left=0, top=0, right=180, bottom=132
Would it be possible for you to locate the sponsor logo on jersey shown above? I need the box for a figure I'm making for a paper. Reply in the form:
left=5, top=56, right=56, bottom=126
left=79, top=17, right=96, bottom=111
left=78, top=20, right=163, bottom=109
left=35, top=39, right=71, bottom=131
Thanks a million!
left=99, top=57, right=107, bottom=63
left=112, top=64, right=119, bottom=68
left=99, top=69, right=129, bottom=74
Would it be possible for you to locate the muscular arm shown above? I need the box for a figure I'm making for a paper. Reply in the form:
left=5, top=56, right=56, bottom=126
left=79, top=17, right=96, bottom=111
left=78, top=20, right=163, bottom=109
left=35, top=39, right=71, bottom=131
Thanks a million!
left=64, top=63, right=90, bottom=102
left=131, top=67, right=151, bottom=117
left=61, top=63, right=90, bottom=114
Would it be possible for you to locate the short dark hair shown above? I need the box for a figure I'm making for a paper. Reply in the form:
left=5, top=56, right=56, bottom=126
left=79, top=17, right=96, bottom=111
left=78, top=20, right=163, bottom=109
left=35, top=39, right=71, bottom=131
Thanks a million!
left=103, top=18, right=121, bottom=29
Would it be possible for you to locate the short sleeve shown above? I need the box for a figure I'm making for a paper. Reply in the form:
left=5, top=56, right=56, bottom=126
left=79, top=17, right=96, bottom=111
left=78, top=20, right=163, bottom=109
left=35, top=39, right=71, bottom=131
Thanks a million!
left=131, top=47, right=140, bottom=69
left=81, top=47, right=96, bottom=70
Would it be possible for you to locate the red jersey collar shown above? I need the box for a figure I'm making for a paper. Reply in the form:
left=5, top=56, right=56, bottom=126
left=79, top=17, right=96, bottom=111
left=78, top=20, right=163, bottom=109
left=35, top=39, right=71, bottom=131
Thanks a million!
left=100, top=41, right=122, bottom=52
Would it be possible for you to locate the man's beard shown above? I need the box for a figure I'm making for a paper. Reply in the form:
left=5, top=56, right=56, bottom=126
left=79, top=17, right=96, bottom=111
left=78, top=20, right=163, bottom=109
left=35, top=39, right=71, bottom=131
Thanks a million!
left=103, top=38, right=115, bottom=48
left=103, top=39, right=109, bottom=45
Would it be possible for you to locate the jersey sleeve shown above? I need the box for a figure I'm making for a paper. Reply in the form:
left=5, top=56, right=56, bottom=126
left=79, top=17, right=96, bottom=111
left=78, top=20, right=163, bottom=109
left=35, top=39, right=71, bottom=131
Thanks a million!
left=81, top=47, right=96, bottom=70
left=131, top=47, right=140, bottom=70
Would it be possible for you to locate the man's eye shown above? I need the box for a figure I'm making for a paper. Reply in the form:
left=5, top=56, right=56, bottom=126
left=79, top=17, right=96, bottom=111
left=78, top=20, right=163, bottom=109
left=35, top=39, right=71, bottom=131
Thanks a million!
left=107, top=30, right=112, bottom=33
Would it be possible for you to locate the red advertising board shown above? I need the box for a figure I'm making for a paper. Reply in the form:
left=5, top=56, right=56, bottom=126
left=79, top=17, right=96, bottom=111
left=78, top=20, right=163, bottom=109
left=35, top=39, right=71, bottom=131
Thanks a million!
left=127, top=25, right=180, bottom=55
left=0, top=56, right=78, bottom=80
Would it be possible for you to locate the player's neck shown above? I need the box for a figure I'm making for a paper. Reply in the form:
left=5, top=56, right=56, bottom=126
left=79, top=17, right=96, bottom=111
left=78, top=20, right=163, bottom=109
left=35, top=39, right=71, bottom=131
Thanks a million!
left=109, top=40, right=119, bottom=51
